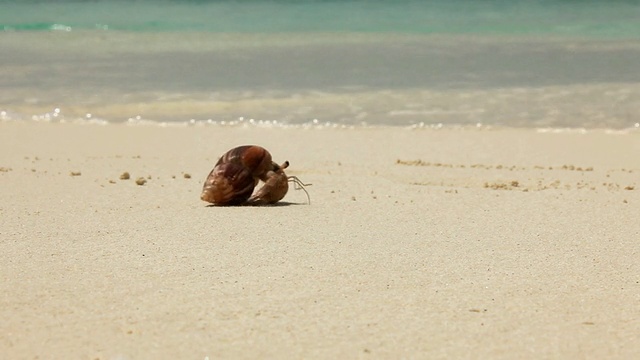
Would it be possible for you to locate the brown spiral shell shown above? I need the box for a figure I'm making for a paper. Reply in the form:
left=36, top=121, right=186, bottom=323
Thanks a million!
left=201, top=145, right=308, bottom=206
left=200, top=161, right=257, bottom=205
left=201, top=145, right=276, bottom=206
left=215, top=145, right=273, bottom=181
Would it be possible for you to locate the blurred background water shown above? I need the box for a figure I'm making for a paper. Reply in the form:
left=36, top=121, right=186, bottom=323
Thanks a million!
left=3, top=0, right=640, bottom=37
left=1, top=0, right=640, bottom=128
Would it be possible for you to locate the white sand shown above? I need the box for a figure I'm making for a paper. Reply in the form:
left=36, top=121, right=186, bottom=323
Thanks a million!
left=1, top=122, right=638, bottom=359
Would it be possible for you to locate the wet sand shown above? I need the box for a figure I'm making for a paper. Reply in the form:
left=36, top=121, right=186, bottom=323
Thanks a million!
left=1, top=122, right=639, bottom=359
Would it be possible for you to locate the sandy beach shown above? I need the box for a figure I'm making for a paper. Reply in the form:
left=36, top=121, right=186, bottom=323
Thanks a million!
left=1, top=121, right=638, bottom=359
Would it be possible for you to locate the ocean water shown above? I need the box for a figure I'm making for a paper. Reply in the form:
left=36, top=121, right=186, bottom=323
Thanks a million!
left=1, top=0, right=640, bottom=129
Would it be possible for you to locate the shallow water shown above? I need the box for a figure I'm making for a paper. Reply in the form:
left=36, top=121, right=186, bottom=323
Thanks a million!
left=1, top=1, right=640, bottom=129
left=3, top=0, right=640, bottom=37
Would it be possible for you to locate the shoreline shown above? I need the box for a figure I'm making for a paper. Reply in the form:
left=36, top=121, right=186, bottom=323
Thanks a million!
left=2, top=116, right=640, bottom=134
left=3, top=31, right=640, bottom=130
left=3, top=81, right=640, bottom=129
left=1, top=121, right=638, bottom=358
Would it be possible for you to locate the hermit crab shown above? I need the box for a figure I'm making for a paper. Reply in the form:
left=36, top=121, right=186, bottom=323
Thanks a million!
left=201, top=145, right=310, bottom=206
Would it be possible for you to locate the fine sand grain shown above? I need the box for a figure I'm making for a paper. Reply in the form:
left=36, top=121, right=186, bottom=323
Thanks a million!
left=1, top=122, right=639, bottom=359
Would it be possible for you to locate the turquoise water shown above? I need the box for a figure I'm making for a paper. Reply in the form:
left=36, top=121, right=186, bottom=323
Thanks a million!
left=1, top=1, right=640, bottom=129
left=2, top=0, right=640, bottom=38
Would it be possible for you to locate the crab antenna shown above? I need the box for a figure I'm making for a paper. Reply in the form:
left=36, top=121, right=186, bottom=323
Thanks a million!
left=287, top=176, right=311, bottom=205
